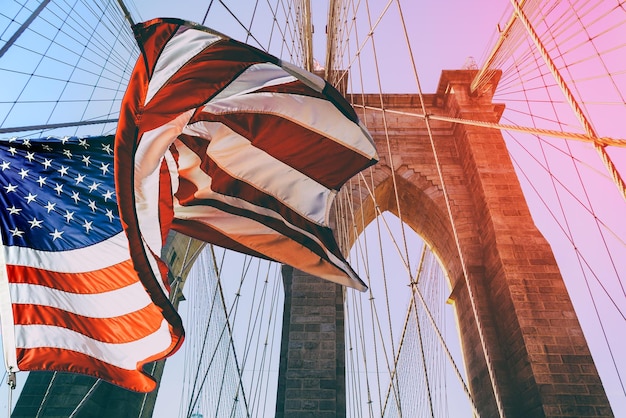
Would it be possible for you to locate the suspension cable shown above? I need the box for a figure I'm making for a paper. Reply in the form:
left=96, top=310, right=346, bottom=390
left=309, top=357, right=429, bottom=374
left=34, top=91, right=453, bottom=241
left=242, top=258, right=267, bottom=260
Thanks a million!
left=471, top=1, right=526, bottom=92
left=352, top=104, right=626, bottom=147
left=210, top=245, right=251, bottom=417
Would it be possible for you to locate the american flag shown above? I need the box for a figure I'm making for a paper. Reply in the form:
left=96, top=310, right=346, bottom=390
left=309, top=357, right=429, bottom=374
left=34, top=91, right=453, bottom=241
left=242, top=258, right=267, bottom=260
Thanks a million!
left=115, top=18, right=378, bottom=319
left=0, top=135, right=182, bottom=392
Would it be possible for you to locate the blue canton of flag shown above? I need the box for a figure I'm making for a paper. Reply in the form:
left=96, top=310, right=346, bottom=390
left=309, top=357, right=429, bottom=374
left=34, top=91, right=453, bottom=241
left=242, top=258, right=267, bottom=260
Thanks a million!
left=0, top=135, right=120, bottom=250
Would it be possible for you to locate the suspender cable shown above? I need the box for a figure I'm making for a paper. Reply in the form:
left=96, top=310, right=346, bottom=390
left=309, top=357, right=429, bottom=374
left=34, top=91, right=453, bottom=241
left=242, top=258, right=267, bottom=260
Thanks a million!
left=394, top=0, right=506, bottom=415
left=0, top=0, right=52, bottom=59
left=509, top=0, right=626, bottom=201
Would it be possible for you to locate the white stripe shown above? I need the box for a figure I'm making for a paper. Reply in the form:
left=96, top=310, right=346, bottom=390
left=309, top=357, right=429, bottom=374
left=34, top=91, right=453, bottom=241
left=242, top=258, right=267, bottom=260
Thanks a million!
left=279, top=60, right=326, bottom=92
left=145, top=28, right=222, bottom=105
left=134, top=109, right=194, bottom=295
left=204, top=92, right=378, bottom=160
left=10, top=282, right=152, bottom=318
left=211, top=62, right=297, bottom=102
left=2, top=232, right=129, bottom=273
left=15, top=319, right=173, bottom=370
left=0, top=235, right=18, bottom=371
left=134, top=110, right=194, bottom=295
left=134, top=110, right=193, bottom=185
left=180, top=122, right=334, bottom=225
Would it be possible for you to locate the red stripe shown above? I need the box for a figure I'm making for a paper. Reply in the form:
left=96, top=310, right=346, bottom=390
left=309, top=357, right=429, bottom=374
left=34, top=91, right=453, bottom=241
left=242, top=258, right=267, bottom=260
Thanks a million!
left=133, top=18, right=181, bottom=79
left=190, top=110, right=373, bottom=189
left=140, top=40, right=268, bottom=133
left=17, top=347, right=162, bottom=392
left=12, top=303, right=165, bottom=344
left=172, top=218, right=271, bottom=260
left=159, top=156, right=174, bottom=241
left=174, top=195, right=340, bottom=265
left=6, top=260, right=139, bottom=293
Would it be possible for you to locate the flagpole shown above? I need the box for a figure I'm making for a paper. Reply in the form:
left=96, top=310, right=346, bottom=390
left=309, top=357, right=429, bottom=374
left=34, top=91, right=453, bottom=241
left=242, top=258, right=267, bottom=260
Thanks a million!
left=116, top=0, right=135, bottom=28
left=0, top=229, right=18, bottom=397
left=7, top=371, right=15, bottom=418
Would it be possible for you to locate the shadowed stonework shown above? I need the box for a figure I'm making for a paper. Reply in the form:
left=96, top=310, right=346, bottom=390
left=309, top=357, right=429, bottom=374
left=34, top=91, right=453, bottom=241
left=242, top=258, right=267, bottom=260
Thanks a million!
left=275, top=266, right=346, bottom=418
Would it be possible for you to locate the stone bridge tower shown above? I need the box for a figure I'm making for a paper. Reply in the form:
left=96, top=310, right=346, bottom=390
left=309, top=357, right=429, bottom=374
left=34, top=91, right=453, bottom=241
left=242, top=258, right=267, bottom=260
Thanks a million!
left=349, top=70, right=611, bottom=417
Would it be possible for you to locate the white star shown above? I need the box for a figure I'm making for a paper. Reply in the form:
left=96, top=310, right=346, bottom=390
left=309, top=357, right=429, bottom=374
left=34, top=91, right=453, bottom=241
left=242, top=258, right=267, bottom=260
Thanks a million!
left=42, top=158, right=52, bottom=169
left=82, top=155, right=91, bottom=166
left=102, top=190, right=114, bottom=202
left=7, top=206, right=21, bottom=215
left=63, top=149, right=72, bottom=158
left=79, top=139, right=89, bottom=148
left=88, top=200, right=97, bottom=212
left=8, top=137, right=16, bottom=143
left=4, top=183, right=17, bottom=193
left=99, top=163, right=110, bottom=176
left=50, top=229, right=63, bottom=241
left=25, top=152, right=35, bottom=162
left=102, top=143, right=112, bottom=155
left=22, top=139, right=31, bottom=148
left=105, top=209, right=115, bottom=222
left=25, top=193, right=37, bottom=204
left=60, top=136, right=70, bottom=144
left=75, top=173, right=86, bottom=184
left=9, top=227, right=24, bottom=238
left=71, top=191, right=80, bottom=203
left=28, top=217, right=43, bottom=229
left=42, top=145, right=52, bottom=152
left=88, top=182, right=100, bottom=193
left=8, top=147, right=17, bottom=156
left=82, top=220, right=93, bottom=233
left=37, top=176, right=47, bottom=187
left=63, top=210, right=74, bottom=222
left=18, top=168, right=29, bottom=179
left=0, top=161, right=10, bottom=170
left=58, top=166, right=68, bottom=176
left=44, top=201, right=56, bottom=213
left=53, top=183, right=63, bottom=195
